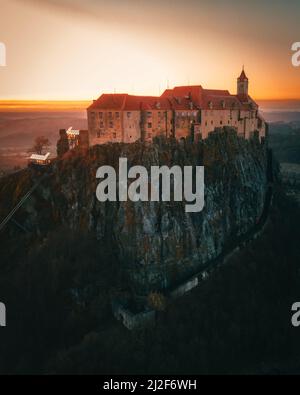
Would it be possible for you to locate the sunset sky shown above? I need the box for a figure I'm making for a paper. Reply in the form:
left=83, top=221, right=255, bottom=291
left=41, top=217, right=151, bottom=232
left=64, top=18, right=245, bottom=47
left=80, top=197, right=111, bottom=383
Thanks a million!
left=0, top=0, right=299, bottom=101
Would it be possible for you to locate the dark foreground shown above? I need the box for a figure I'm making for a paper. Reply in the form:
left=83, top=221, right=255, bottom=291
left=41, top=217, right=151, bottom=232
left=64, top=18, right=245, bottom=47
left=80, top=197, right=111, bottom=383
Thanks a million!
left=0, top=181, right=299, bottom=374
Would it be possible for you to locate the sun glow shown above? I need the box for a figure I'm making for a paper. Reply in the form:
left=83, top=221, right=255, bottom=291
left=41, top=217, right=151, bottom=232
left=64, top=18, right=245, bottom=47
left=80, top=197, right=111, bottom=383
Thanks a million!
left=1, top=0, right=300, bottom=102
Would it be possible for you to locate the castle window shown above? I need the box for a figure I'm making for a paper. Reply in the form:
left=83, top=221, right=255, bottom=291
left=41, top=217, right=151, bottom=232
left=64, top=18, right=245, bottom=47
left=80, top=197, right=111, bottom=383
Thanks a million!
left=108, top=112, right=112, bottom=118
left=100, top=121, right=104, bottom=128
left=99, top=112, right=103, bottom=118
left=147, top=112, right=152, bottom=118
left=220, top=121, right=223, bottom=125
left=148, top=122, right=152, bottom=128
left=113, top=133, right=117, bottom=138
left=115, top=112, right=120, bottom=118
left=109, top=121, right=113, bottom=128
left=211, top=121, right=213, bottom=125
left=97, top=131, right=100, bottom=138
left=127, top=112, right=131, bottom=118
left=205, top=121, right=207, bottom=126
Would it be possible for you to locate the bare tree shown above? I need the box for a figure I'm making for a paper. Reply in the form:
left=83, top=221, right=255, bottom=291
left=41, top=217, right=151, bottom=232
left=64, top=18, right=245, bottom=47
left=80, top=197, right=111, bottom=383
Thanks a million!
left=28, top=136, right=51, bottom=155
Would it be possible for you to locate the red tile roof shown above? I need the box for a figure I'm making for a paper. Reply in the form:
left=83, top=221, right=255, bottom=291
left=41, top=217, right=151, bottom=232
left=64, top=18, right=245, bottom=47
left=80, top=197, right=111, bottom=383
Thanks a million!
left=88, top=94, right=173, bottom=111
left=125, top=95, right=172, bottom=111
left=88, top=94, right=127, bottom=110
left=202, top=89, right=230, bottom=96
left=88, top=83, right=257, bottom=112
left=161, top=85, right=202, bottom=105
left=160, top=86, right=202, bottom=110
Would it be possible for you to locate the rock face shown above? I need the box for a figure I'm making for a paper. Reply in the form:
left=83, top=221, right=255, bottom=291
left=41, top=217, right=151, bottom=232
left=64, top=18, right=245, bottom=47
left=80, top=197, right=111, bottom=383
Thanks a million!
left=0, top=129, right=268, bottom=294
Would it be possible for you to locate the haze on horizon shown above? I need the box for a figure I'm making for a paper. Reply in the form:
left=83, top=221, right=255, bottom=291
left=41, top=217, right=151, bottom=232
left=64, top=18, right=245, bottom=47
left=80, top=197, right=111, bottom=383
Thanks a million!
left=0, top=0, right=299, bottom=102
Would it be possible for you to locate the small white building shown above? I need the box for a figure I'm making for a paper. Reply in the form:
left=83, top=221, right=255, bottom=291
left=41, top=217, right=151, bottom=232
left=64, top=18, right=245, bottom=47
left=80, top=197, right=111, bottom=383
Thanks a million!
left=29, top=152, right=51, bottom=166
left=66, top=127, right=80, bottom=139
left=66, top=127, right=80, bottom=149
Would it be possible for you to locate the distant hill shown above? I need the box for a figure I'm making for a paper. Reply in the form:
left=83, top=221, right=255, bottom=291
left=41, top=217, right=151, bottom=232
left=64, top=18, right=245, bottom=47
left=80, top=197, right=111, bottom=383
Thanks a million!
left=268, top=123, right=300, bottom=164
left=0, top=101, right=90, bottom=112
left=0, top=111, right=87, bottom=141
left=261, top=111, right=300, bottom=123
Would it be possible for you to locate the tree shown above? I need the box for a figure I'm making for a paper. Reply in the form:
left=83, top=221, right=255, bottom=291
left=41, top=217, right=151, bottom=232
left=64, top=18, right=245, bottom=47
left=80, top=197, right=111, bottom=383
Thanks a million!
left=28, top=136, right=51, bottom=155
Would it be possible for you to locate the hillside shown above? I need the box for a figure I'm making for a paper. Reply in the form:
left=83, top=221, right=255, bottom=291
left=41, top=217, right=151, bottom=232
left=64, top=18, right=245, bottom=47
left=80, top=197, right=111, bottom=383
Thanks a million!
left=268, top=122, right=300, bottom=164
left=0, top=129, right=268, bottom=293
left=2, top=128, right=295, bottom=375
left=0, top=166, right=299, bottom=374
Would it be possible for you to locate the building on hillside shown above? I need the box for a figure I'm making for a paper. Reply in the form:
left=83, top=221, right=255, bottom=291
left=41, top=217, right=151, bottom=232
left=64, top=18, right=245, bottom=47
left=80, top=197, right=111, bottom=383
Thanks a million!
left=28, top=152, right=51, bottom=166
left=66, top=127, right=90, bottom=150
left=56, top=127, right=90, bottom=157
left=87, top=69, right=267, bottom=145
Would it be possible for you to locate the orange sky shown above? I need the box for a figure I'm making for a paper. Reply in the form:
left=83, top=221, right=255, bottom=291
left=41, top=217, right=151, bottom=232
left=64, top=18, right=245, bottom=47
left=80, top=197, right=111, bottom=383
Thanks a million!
left=0, top=0, right=299, bottom=101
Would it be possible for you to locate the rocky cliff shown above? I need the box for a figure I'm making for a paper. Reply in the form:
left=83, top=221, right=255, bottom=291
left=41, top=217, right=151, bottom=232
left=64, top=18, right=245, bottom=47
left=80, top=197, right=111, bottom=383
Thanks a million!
left=0, top=128, right=268, bottom=293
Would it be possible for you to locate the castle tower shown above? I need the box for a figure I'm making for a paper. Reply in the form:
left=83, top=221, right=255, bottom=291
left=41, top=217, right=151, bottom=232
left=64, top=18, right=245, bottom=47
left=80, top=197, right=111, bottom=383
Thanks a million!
left=237, top=67, right=249, bottom=97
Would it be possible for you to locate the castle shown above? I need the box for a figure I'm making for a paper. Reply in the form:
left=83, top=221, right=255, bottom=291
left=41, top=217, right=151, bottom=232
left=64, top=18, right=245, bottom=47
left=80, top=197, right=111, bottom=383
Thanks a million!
left=87, top=69, right=267, bottom=145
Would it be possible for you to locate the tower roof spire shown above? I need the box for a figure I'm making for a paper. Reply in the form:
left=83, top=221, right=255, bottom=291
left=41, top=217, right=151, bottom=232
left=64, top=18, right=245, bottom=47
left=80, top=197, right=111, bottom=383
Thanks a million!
left=238, top=67, right=248, bottom=81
